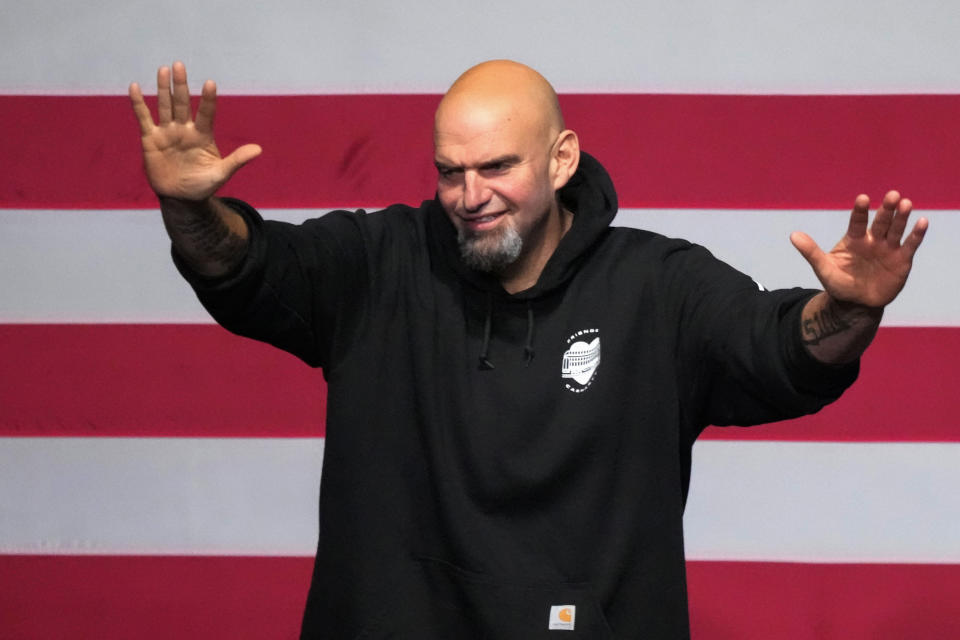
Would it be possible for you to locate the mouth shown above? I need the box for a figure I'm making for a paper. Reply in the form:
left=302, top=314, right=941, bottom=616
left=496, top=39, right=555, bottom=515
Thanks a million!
left=459, top=212, right=505, bottom=232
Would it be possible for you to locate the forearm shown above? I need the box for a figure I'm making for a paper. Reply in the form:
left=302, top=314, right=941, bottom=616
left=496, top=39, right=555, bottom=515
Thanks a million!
left=160, top=196, right=249, bottom=278
left=800, top=291, right=883, bottom=364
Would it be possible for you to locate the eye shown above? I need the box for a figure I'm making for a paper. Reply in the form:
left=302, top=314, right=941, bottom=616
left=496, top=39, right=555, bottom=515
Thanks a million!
left=436, top=165, right=462, bottom=180
left=480, top=162, right=510, bottom=175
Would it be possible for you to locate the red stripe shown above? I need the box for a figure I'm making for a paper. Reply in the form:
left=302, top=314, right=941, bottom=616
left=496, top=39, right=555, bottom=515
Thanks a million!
left=0, top=325, right=956, bottom=441
left=700, top=326, right=960, bottom=442
left=0, top=555, right=311, bottom=639
left=0, top=324, right=327, bottom=438
left=687, top=560, right=960, bottom=640
left=3, top=95, right=960, bottom=210
left=1, top=555, right=957, bottom=639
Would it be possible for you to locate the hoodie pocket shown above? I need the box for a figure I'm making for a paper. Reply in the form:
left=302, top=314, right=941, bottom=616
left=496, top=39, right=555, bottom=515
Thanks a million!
left=357, top=555, right=615, bottom=639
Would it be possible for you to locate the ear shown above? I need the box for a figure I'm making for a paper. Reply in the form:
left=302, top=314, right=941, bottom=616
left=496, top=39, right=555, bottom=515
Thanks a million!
left=550, top=129, right=580, bottom=191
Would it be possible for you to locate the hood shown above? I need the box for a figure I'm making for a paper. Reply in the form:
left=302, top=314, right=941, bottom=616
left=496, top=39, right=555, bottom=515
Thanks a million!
left=427, top=151, right=619, bottom=301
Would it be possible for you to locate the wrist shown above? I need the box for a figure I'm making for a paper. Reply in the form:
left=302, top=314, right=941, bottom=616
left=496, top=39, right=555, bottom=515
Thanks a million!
left=823, top=294, right=884, bottom=323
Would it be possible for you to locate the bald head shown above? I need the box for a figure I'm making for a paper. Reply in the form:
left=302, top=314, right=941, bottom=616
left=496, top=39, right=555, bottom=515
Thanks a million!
left=435, top=60, right=565, bottom=148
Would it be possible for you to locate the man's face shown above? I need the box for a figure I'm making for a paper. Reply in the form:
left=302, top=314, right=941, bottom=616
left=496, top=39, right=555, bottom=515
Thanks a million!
left=434, top=104, right=559, bottom=273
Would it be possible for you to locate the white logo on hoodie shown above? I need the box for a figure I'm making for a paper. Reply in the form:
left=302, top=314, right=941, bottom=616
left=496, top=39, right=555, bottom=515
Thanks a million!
left=562, top=329, right=600, bottom=393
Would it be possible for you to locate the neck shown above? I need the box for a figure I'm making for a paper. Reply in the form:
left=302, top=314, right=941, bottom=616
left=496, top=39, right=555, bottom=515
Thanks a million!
left=499, top=206, right=573, bottom=294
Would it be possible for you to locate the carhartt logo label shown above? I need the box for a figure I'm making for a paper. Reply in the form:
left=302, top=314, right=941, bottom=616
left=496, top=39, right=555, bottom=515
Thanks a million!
left=548, top=604, right=576, bottom=630
left=562, top=328, right=600, bottom=393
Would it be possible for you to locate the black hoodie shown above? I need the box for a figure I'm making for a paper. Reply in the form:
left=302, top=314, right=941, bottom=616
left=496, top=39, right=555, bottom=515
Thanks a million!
left=176, top=153, right=857, bottom=638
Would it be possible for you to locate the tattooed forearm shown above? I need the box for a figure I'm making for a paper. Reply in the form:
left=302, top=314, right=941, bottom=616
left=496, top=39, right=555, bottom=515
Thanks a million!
left=159, top=196, right=249, bottom=277
left=802, top=305, right=853, bottom=346
left=800, top=292, right=883, bottom=364
left=168, top=207, right=246, bottom=265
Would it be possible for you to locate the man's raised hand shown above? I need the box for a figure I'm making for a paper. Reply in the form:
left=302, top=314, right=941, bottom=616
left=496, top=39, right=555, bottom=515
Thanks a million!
left=129, top=61, right=262, bottom=201
left=790, top=191, right=928, bottom=310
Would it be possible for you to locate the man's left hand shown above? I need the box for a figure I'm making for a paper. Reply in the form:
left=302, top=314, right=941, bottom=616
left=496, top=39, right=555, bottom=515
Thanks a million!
left=790, top=191, right=928, bottom=309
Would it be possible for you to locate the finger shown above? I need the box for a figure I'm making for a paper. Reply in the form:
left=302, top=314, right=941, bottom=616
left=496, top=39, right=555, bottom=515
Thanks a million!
left=846, top=194, right=870, bottom=239
left=195, top=79, right=217, bottom=134
left=869, top=190, right=900, bottom=240
left=128, top=82, right=155, bottom=135
left=221, top=143, right=263, bottom=178
left=790, top=230, right=828, bottom=274
left=886, top=197, right=913, bottom=246
left=157, top=65, right=172, bottom=125
left=901, top=216, right=929, bottom=260
left=171, top=60, right=191, bottom=124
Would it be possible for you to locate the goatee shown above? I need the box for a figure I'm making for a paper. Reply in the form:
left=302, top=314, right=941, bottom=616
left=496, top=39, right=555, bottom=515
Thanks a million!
left=457, top=224, right=523, bottom=273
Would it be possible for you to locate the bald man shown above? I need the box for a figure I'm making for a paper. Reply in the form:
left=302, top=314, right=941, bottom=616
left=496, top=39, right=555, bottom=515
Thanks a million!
left=131, top=61, right=925, bottom=638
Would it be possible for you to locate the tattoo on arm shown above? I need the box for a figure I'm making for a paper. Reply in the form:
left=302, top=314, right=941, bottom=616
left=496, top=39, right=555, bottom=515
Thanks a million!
left=171, top=210, right=247, bottom=268
left=802, top=305, right=853, bottom=346
left=160, top=197, right=249, bottom=275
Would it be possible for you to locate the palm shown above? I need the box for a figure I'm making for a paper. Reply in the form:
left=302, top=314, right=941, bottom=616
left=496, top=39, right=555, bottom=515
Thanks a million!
left=129, top=62, right=261, bottom=201
left=140, top=121, right=228, bottom=199
left=791, top=192, right=928, bottom=308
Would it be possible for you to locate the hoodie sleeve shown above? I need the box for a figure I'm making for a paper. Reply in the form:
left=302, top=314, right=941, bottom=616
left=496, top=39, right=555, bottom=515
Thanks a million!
left=172, top=198, right=368, bottom=371
left=664, top=241, right=859, bottom=429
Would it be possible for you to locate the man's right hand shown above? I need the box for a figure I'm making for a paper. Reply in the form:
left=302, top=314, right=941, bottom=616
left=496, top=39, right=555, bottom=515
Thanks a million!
left=129, top=61, right=262, bottom=201
left=129, top=62, right=257, bottom=278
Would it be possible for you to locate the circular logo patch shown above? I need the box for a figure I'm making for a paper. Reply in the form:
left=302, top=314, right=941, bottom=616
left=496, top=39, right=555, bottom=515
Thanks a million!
left=562, top=328, right=601, bottom=393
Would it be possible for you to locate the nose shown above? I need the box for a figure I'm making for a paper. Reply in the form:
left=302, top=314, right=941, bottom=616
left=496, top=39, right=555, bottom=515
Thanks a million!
left=463, top=170, right=491, bottom=213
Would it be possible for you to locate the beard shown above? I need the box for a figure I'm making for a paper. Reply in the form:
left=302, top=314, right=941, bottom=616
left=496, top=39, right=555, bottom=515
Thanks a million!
left=457, top=222, right=523, bottom=273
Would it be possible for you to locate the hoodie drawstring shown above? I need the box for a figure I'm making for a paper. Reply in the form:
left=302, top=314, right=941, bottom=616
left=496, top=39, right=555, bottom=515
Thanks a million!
left=523, top=303, right=535, bottom=367
left=478, top=293, right=495, bottom=370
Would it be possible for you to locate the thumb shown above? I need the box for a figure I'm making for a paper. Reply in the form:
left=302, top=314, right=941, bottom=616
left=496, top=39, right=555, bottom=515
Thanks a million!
left=790, top=231, right=826, bottom=271
left=221, top=143, right=263, bottom=178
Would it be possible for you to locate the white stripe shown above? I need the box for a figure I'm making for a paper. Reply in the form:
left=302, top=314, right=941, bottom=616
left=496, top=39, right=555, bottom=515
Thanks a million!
left=0, top=437, right=322, bottom=556
left=2, top=438, right=959, bottom=562
left=3, top=1, right=960, bottom=94
left=3, top=208, right=954, bottom=325
left=684, top=441, right=960, bottom=563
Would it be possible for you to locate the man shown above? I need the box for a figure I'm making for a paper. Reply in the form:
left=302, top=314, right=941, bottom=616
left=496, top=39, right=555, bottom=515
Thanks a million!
left=130, top=60, right=926, bottom=638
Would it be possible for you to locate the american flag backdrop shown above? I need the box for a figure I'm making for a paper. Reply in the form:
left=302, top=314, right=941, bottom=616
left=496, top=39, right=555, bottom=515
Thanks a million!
left=2, top=2, right=959, bottom=638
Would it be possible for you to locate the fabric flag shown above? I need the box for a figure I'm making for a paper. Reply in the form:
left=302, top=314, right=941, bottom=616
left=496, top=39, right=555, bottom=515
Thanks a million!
left=2, top=2, right=959, bottom=638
